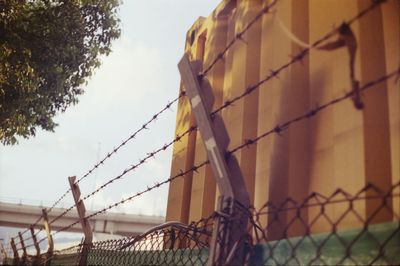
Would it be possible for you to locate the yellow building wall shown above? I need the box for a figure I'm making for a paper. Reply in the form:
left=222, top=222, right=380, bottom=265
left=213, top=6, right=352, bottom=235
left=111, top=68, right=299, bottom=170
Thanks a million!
left=166, top=0, right=399, bottom=236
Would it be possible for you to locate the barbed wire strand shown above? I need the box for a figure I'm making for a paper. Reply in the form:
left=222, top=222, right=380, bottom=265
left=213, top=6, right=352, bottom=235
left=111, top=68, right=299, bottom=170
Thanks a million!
left=52, top=66, right=398, bottom=236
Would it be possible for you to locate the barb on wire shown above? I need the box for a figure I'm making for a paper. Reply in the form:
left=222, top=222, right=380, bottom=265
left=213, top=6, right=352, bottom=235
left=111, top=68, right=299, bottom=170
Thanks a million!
left=48, top=189, right=71, bottom=214
left=202, top=0, right=278, bottom=76
left=81, top=125, right=198, bottom=202
left=52, top=220, right=81, bottom=237
left=49, top=205, right=75, bottom=225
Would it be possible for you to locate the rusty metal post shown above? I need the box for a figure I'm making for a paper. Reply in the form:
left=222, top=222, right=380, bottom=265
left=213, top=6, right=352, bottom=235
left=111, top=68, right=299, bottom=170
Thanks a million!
left=18, top=232, right=27, bottom=262
left=30, top=226, right=41, bottom=258
left=0, top=241, right=7, bottom=260
left=10, top=238, right=19, bottom=265
left=178, top=53, right=250, bottom=265
left=68, top=176, right=93, bottom=265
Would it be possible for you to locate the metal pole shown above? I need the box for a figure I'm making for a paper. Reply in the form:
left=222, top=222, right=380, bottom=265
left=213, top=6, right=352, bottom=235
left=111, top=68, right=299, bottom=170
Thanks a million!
left=30, top=225, right=41, bottom=257
left=18, top=232, right=27, bottom=262
left=10, top=238, right=19, bottom=265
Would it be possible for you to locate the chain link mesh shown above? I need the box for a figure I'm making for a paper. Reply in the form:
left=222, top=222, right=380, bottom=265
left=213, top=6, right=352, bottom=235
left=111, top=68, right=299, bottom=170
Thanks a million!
left=6, top=182, right=397, bottom=265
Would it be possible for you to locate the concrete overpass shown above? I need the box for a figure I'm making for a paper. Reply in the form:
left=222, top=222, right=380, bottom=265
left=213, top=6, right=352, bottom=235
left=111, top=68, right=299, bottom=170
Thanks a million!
left=0, top=202, right=165, bottom=237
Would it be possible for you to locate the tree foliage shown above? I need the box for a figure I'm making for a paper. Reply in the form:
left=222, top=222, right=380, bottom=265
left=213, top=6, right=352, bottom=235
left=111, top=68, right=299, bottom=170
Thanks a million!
left=0, top=0, right=120, bottom=144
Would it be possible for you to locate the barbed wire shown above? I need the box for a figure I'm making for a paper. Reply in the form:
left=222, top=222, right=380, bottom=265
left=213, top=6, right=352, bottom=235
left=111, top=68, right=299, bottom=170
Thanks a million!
left=7, top=0, right=390, bottom=250
left=77, top=0, right=376, bottom=205
left=74, top=67, right=398, bottom=233
left=76, top=92, right=185, bottom=186
left=81, top=125, right=198, bottom=202
left=47, top=160, right=210, bottom=238
left=85, top=160, right=210, bottom=220
left=10, top=93, right=187, bottom=244
left=44, top=0, right=390, bottom=236
left=11, top=94, right=185, bottom=247
left=45, top=92, right=185, bottom=215
left=49, top=205, right=75, bottom=226
left=13, top=214, right=43, bottom=247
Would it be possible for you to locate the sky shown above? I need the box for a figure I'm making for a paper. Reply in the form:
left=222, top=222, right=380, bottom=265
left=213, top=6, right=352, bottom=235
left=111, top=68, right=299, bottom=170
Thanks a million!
left=0, top=0, right=220, bottom=251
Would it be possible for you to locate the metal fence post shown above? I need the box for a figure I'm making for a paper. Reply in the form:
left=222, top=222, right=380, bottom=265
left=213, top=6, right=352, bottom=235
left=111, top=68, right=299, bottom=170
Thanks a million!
left=0, top=241, right=7, bottom=264
left=10, top=238, right=19, bottom=265
left=178, top=53, right=250, bottom=265
left=68, top=176, right=93, bottom=265
left=18, top=232, right=27, bottom=263
left=30, top=225, right=41, bottom=258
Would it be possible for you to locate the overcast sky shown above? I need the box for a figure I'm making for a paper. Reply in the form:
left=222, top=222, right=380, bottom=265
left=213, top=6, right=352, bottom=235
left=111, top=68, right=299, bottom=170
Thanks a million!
left=0, top=0, right=220, bottom=248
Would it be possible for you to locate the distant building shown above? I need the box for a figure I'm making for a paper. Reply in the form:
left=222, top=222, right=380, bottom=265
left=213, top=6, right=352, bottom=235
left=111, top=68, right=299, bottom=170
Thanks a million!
left=166, top=0, right=399, bottom=237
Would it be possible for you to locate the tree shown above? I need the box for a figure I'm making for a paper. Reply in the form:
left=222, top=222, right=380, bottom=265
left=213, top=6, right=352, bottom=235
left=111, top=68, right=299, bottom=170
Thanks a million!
left=0, top=0, right=121, bottom=145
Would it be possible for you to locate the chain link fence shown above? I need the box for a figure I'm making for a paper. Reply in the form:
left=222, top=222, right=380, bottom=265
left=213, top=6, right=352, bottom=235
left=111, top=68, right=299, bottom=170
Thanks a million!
left=5, top=182, right=398, bottom=265
left=245, top=182, right=400, bottom=265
